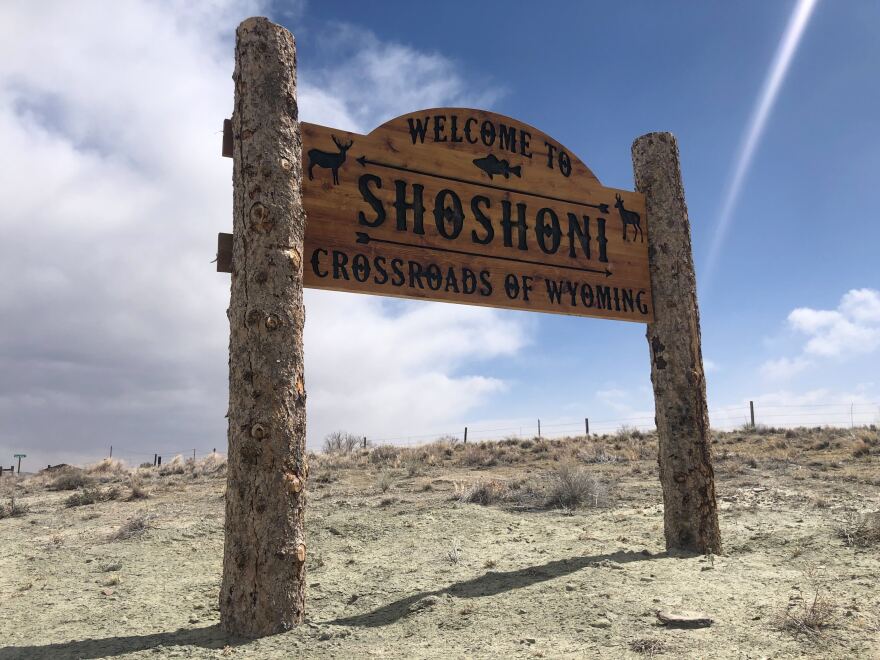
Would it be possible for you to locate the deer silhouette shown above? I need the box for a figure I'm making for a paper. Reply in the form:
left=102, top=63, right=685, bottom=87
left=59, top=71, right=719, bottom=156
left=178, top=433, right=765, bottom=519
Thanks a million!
left=307, top=135, right=353, bottom=185
left=615, top=194, right=643, bottom=242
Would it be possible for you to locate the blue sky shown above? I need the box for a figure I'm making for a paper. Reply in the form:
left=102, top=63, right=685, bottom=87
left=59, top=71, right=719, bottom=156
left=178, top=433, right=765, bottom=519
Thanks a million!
left=0, top=1, right=878, bottom=468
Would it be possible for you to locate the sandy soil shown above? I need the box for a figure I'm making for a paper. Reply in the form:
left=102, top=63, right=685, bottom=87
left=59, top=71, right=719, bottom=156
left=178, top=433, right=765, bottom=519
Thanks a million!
left=1, top=428, right=879, bottom=659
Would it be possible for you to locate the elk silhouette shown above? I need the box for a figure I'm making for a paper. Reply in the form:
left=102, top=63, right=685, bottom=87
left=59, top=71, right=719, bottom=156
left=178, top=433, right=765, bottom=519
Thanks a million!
left=615, top=194, right=643, bottom=242
left=307, top=135, right=353, bottom=185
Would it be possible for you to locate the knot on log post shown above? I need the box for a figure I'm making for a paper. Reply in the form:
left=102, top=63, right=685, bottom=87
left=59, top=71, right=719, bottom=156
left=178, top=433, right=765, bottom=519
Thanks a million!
left=249, top=202, right=273, bottom=232
left=265, top=314, right=280, bottom=331
left=250, top=423, right=267, bottom=440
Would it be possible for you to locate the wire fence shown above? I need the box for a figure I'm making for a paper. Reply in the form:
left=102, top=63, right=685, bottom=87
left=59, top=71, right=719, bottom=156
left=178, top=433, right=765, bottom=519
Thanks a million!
left=10, top=400, right=879, bottom=471
left=359, top=400, right=880, bottom=447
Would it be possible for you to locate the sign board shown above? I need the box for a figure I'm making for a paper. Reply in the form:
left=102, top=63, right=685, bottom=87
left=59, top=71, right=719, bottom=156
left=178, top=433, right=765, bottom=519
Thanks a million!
left=301, top=109, right=651, bottom=322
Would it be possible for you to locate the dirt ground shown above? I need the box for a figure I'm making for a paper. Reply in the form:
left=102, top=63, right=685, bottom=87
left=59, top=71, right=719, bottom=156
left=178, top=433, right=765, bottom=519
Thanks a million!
left=1, top=427, right=879, bottom=659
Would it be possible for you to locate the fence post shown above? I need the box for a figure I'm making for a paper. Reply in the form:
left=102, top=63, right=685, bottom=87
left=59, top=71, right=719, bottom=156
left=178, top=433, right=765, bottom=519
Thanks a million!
left=157, top=456, right=162, bottom=466
left=750, top=401, right=755, bottom=428
left=363, top=437, right=367, bottom=449
left=153, top=453, right=158, bottom=466
left=221, top=17, right=307, bottom=636
left=632, top=132, right=721, bottom=554
left=109, top=445, right=113, bottom=459
left=537, top=419, right=541, bottom=439
left=463, top=427, right=468, bottom=444
left=585, top=418, right=589, bottom=436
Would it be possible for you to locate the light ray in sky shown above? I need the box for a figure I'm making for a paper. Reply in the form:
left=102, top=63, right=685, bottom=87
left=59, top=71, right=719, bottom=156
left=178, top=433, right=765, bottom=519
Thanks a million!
left=703, top=0, right=819, bottom=291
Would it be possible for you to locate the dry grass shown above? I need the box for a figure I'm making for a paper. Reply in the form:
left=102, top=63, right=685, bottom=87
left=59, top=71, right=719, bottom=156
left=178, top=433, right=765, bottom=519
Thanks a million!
left=47, top=468, right=91, bottom=491
left=0, top=494, right=28, bottom=519
left=629, top=638, right=668, bottom=656
left=456, top=479, right=509, bottom=505
left=376, top=471, right=394, bottom=493
left=110, top=513, right=154, bottom=541
left=126, top=476, right=150, bottom=501
left=65, top=486, right=121, bottom=508
left=778, top=589, right=837, bottom=639
left=545, top=464, right=609, bottom=509
left=835, top=511, right=880, bottom=548
left=85, top=458, right=129, bottom=477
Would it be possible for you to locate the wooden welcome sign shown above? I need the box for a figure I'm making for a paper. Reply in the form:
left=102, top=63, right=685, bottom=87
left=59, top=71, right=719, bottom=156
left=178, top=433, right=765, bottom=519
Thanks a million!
left=220, top=19, right=720, bottom=637
left=300, top=110, right=652, bottom=322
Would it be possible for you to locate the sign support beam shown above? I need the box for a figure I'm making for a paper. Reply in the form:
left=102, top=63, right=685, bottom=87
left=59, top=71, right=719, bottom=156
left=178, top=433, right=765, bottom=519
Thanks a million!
left=632, top=132, right=721, bottom=554
left=220, top=17, right=308, bottom=636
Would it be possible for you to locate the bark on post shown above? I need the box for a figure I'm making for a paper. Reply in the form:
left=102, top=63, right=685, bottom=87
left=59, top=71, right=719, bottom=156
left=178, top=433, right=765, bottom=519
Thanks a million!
left=221, top=17, right=307, bottom=636
left=631, top=132, right=722, bottom=555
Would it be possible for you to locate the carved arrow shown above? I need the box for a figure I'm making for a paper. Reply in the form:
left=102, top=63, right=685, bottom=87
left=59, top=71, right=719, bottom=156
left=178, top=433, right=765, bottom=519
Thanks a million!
left=356, top=155, right=609, bottom=214
left=355, top=232, right=612, bottom=278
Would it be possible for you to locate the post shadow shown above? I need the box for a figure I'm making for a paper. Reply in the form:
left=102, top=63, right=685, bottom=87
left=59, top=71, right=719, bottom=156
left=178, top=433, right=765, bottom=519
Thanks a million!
left=0, top=624, right=246, bottom=660
left=329, top=550, right=661, bottom=628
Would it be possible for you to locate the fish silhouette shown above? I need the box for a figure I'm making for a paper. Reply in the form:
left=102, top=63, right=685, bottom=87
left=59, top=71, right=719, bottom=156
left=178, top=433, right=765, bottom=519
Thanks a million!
left=472, top=154, right=522, bottom=179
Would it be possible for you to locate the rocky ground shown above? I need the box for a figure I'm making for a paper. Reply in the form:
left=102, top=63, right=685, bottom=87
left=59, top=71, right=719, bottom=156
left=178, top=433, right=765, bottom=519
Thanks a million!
left=1, top=426, right=879, bottom=659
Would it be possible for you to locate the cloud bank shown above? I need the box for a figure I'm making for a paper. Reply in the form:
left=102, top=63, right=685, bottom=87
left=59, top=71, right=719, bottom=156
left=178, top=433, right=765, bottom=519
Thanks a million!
left=0, top=1, right=522, bottom=467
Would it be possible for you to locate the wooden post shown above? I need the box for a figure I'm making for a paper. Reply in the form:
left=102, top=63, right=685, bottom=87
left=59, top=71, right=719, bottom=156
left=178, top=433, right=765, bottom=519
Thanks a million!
left=537, top=419, right=541, bottom=439
left=220, top=17, right=308, bottom=637
left=631, top=132, right=721, bottom=554
left=463, top=426, right=468, bottom=444
left=750, top=400, right=755, bottom=428
left=157, top=456, right=161, bottom=466
left=109, top=445, right=113, bottom=459
left=585, top=418, right=589, bottom=436
left=153, top=453, right=157, bottom=466
left=363, top=437, right=367, bottom=449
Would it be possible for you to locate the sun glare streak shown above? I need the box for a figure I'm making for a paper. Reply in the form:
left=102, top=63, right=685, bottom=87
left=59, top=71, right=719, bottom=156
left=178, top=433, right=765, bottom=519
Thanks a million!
left=703, top=0, right=819, bottom=292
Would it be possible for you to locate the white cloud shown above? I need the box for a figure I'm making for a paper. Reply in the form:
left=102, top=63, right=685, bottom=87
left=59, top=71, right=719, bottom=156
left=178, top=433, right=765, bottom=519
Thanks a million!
left=760, top=288, right=880, bottom=381
left=760, top=356, right=811, bottom=380
left=299, top=23, right=503, bottom=133
left=0, top=1, right=517, bottom=467
left=789, top=289, right=880, bottom=357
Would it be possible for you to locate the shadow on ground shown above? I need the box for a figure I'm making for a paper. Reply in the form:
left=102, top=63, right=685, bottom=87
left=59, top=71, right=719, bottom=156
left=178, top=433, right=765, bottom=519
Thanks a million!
left=0, top=624, right=244, bottom=660
left=1, top=551, right=668, bottom=657
left=329, top=550, right=663, bottom=628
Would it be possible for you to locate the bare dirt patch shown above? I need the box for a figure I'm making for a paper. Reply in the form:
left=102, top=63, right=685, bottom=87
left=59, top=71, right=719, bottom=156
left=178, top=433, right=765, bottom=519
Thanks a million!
left=1, top=429, right=879, bottom=659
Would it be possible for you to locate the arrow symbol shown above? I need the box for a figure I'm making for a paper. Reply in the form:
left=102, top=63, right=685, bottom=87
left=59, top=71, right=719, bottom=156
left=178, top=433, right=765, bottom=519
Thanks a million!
left=354, top=231, right=612, bottom=277
left=356, top=155, right=610, bottom=214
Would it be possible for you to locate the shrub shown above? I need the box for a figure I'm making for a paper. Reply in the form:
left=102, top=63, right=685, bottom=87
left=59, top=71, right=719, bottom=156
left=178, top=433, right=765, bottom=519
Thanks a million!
left=0, top=494, right=28, bottom=519
left=194, top=453, right=227, bottom=477
left=369, top=444, right=400, bottom=467
left=323, top=431, right=361, bottom=454
left=579, top=445, right=620, bottom=464
left=158, top=455, right=187, bottom=476
left=85, top=458, right=128, bottom=476
left=835, top=511, right=880, bottom=548
left=377, top=471, right=394, bottom=493
left=65, top=487, right=105, bottom=508
left=126, top=477, right=149, bottom=501
left=778, top=589, right=836, bottom=638
left=111, top=513, right=154, bottom=541
left=48, top=469, right=91, bottom=491
left=460, top=443, right=496, bottom=467
left=457, top=479, right=508, bottom=505
left=64, top=486, right=119, bottom=507
left=545, top=464, right=608, bottom=509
